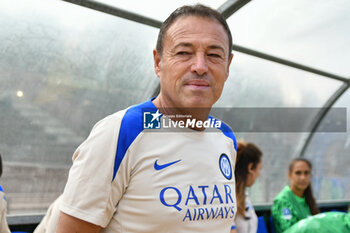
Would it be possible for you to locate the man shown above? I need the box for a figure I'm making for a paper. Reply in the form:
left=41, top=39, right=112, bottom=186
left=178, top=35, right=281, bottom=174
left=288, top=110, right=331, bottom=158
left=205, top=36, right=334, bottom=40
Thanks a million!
left=55, top=4, right=236, bottom=233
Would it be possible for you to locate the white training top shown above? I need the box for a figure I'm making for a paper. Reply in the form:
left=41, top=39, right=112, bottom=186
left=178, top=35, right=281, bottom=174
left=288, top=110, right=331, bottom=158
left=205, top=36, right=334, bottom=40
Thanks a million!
left=0, top=186, right=11, bottom=233
left=232, top=193, right=258, bottom=233
left=61, top=99, right=237, bottom=233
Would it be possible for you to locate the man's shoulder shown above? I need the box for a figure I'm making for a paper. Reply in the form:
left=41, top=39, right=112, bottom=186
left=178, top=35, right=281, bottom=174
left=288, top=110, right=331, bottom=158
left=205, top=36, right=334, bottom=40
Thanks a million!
left=209, top=115, right=237, bottom=151
left=95, top=99, right=155, bottom=130
left=92, top=109, right=127, bottom=132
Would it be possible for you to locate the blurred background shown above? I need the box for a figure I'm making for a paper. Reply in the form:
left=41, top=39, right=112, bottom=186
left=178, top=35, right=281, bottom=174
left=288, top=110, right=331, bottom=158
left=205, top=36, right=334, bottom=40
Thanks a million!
left=0, top=0, right=349, bottom=227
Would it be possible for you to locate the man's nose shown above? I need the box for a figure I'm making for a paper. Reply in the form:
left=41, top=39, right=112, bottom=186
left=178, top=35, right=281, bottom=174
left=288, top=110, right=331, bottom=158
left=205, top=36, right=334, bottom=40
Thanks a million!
left=191, top=53, right=208, bottom=76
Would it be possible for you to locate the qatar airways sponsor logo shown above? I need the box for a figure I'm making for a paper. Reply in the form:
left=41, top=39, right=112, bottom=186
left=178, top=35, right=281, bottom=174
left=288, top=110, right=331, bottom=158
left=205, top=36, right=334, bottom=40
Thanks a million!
left=159, top=184, right=236, bottom=221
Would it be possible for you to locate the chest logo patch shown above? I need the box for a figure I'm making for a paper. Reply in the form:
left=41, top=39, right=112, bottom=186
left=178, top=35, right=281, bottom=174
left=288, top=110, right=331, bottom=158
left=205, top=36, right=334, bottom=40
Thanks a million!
left=219, top=153, right=232, bottom=180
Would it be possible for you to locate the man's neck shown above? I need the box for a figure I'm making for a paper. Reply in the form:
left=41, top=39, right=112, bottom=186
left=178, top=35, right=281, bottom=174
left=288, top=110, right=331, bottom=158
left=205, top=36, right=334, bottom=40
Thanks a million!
left=152, top=96, right=211, bottom=131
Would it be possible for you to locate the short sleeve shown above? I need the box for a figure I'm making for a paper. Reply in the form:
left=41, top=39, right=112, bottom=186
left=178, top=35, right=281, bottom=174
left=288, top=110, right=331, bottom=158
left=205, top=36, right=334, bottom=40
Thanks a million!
left=231, top=219, right=236, bottom=230
left=60, top=112, right=126, bottom=227
left=271, top=198, right=298, bottom=233
left=0, top=189, right=11, bottom=233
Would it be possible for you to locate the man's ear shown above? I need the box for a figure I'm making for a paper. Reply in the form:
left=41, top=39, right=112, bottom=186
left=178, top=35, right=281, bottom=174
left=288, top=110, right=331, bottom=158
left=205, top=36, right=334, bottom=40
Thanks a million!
left=153, top=49, right=162, bottom=77
left=225, top=54, right=234, bottom=81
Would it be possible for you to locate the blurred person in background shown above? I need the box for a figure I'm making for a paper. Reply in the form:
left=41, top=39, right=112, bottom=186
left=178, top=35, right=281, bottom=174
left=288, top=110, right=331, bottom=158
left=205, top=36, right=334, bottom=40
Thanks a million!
left=231, top=140, right=263, bottom=233
left=0, top=153, right=11, bottom=233
left=34, top=195, right=62, bottom=233
left=284, top=211, right=350, bottom=233
left=272, top=158, right=319, bottom=233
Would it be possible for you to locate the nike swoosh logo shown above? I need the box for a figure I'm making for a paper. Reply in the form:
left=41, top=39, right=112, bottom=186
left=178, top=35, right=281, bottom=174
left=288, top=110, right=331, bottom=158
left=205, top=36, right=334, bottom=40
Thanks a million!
left=154, top=159, right=181, bottom=170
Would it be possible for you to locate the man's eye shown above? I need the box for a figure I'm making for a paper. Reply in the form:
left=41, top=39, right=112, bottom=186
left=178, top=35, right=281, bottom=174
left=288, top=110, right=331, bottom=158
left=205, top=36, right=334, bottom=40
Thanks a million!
left=177, top=51, right=190, bottom=55
left=208, top=53, right=221, bottom=58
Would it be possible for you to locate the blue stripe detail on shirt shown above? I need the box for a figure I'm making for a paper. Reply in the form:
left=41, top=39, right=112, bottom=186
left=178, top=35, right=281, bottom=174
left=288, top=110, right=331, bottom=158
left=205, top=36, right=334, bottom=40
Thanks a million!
left=231, top=225, right=237, bottom=230
left=209, top=115, right=237, bottom=151
left=112, top=99, right=157, bottom=181
left=0, top=185, right=6, bottom=200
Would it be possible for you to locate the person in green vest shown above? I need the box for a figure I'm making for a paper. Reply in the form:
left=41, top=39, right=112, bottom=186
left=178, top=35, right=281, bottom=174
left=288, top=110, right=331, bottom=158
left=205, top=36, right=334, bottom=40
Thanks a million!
left=271, top=158, right=320, bottom=233
left=284, top=211, right=350, bottom=233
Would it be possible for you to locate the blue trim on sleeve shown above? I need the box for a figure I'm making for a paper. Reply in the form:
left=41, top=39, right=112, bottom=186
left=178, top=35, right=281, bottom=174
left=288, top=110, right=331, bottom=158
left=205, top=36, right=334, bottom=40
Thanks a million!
left=112, top=99, right=157, bottom=181
left=209, top=116, right=237, bottom=151
left=0, top=185, right=6, bottom=200
left=231, top=225, right=237, bottom=230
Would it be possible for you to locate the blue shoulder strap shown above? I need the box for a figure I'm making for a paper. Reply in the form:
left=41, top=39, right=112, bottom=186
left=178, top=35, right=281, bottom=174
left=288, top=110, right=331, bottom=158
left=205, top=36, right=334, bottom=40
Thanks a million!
left=209, top=115, right=237, bottom=151
left=113, top=99, right=157, bottom=181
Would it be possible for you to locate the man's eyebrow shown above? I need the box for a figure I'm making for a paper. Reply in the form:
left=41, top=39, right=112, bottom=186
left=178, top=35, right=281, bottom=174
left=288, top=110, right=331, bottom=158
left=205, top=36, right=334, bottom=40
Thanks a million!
left=173, top=42, right=193, bottom=50
left=173, top=43, right=226, bottom=53
left=208, top=45, right=225, bottom=54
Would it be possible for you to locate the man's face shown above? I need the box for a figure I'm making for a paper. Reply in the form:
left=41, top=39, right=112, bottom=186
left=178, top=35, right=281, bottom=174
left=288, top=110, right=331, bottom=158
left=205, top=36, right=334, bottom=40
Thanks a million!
left=154, top=16, right=233, bottom=109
